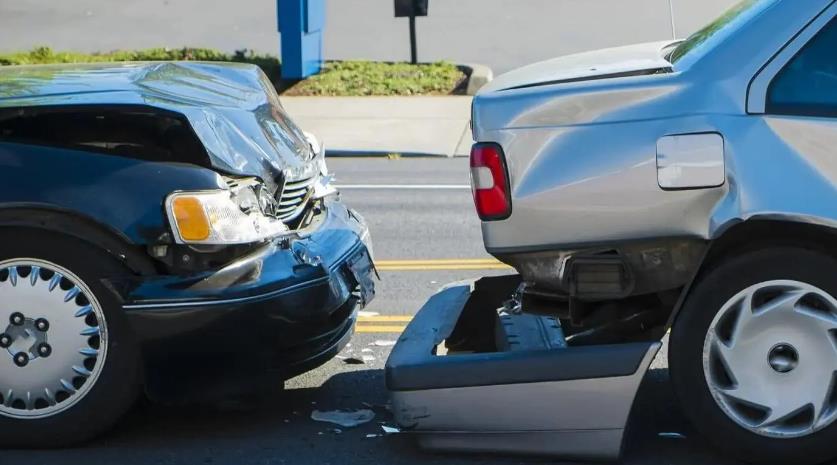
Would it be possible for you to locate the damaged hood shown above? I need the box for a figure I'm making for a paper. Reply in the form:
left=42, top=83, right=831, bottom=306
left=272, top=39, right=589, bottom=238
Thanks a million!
left=0, top=62, right=316, bottom=187
left=480, top=41, right=675, bottom=93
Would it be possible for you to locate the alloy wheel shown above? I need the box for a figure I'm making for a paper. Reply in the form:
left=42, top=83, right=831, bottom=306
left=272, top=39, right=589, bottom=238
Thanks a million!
left=0, top=259, right=107, bottom=419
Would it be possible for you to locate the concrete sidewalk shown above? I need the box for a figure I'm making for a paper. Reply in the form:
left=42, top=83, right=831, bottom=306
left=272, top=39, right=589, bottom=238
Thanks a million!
left=280, top=96, right=473, bottom=157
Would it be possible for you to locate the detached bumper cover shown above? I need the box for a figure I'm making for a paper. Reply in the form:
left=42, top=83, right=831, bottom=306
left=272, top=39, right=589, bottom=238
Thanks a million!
left=385, top=275, right=659, bottom=462
left=115, top=199, right=375, bottom=400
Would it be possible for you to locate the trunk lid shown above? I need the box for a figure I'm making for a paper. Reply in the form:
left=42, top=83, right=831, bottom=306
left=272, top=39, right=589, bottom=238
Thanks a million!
left=480, top=41, right=675, bottom=93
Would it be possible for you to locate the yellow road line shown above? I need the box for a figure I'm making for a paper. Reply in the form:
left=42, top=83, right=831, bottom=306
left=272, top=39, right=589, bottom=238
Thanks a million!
left=377, top=264, right=511, bottom=271
left=356, top=325, right=407, bottom=333
left=376, top=258, right=502, bottom=265
left=373, top=258, right=512, bottom=272
left=358, top=315, right=413, bottom=322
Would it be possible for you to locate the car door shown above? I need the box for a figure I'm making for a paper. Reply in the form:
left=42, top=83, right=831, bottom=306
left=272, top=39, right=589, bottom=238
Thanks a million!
left=747, top=4, right=837, bottom=177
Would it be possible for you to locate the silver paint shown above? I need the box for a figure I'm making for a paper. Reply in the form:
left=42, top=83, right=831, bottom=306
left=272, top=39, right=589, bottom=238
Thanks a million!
left=656, top=133, right=725, bottom=190
left=391, top=343, right=660, bottom=461
left=472, top=0, right=837, bottom=256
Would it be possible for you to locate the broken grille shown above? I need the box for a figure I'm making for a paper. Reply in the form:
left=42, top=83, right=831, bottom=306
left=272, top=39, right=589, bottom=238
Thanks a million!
left=276, top=174, right=316, bottom=221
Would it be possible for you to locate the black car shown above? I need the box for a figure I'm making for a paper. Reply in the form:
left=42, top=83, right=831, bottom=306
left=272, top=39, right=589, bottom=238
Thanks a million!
left=0, top=62, right=375, bottom=447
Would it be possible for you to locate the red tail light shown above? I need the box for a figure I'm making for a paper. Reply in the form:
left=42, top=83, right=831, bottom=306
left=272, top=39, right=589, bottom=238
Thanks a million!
left=470, top=142, right=511, bottom=221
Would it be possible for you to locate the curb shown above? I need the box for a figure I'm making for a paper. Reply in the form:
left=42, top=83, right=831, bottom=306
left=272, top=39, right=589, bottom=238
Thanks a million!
left=460, top=63, right=494, bottom=95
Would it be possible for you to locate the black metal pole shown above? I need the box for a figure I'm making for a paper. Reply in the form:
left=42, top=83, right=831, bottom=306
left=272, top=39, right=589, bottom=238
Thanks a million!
left=409, top=14, right=417, bottom=64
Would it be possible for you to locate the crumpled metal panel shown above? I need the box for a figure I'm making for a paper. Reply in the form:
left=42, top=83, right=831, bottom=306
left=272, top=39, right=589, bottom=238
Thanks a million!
left=0, top=62, right=314, bottom=184
left=471, top=0, right=837, bottom=255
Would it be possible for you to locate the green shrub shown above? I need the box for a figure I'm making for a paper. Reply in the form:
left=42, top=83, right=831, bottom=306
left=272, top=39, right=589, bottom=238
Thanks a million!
left=284, top=60, right=465, bottom=96
left=0, top=48, right=466, bottom=96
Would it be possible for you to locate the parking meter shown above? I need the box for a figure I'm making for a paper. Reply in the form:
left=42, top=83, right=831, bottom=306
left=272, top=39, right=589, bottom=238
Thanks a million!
left=394, top=0, right=428, bottom=63
left=394, top=0, right=428, bottom=17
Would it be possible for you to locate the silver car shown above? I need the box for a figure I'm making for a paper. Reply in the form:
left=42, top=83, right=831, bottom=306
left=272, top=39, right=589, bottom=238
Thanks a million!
left=387, top=1, right=837, bottom=463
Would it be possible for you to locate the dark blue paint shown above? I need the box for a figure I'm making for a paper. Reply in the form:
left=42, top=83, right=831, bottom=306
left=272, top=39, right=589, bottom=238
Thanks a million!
left=0, top=142, right=223, bottom=244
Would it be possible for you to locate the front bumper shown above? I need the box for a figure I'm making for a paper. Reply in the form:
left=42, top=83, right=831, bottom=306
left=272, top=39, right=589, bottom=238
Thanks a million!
left=115, top=198, right=375, bottom=401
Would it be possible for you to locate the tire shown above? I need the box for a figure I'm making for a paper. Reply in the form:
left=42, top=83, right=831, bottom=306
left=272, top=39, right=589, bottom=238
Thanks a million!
left=0, top=229, right=141, bottom=448
left=670, top=247, right=837, bottom=465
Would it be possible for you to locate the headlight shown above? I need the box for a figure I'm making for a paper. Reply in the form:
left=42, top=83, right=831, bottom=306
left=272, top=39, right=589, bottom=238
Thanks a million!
left=166, top=188, right=289, bottom=245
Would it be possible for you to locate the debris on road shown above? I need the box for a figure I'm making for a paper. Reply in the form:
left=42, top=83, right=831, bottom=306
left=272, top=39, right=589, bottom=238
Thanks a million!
left=658, top=432, right=687, bottom=439
left=381, top=425, right=400, bottom=434
left=311, top=409, right=376, bottom=428
left=370, top=340, right=397, bottom=347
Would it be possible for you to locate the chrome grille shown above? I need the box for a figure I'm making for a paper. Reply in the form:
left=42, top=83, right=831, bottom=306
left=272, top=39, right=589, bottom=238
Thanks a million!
left=276, top=175, right=316, bottom=221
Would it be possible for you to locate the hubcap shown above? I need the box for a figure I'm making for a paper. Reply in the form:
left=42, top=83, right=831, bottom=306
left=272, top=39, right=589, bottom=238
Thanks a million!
left=0, top=259, right=107, bottom=419
left=703, top=280, right=837, bottom=438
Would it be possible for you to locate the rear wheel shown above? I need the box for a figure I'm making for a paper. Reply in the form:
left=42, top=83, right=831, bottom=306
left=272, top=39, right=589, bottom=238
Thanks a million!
left=0, top=230, right=141, bottom=447
left=671, top=247, right=837, bottom=464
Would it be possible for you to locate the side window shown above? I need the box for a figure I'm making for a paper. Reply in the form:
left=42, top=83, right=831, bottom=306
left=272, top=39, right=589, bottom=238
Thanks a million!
left=767, top=17, right=837, bottom=117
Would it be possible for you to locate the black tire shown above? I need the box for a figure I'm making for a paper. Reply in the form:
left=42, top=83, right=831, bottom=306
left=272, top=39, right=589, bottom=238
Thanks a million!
left=0, top=229, right=141, bottom=448
left=670, top=247, right=837, bottom=465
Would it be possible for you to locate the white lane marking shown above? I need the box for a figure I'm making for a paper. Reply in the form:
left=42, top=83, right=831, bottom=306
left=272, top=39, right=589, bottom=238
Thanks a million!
left=335, top=184, right=471, bottom=190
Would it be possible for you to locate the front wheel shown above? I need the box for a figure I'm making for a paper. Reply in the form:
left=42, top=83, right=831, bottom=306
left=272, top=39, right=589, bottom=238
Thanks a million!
left=0, top=230, right=141, bottom=447
left=670, top=248, right=837, bottom=465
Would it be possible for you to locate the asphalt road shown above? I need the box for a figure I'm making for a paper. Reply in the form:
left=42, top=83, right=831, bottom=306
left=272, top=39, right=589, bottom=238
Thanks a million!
left=1, top=0, right=738, bottom=74
left=5, top=157, right=746, bottom=465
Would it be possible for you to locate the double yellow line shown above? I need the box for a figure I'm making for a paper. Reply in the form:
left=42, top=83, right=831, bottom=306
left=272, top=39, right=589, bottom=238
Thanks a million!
left=357, top=314, right=412, bottom=333
left=375, top=258, right=511, bottom=271
left=354, top=258, right=511, bottom=333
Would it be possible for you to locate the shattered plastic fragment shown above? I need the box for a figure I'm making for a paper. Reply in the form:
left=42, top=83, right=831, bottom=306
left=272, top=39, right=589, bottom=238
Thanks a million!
left=311, top=409, right=376, bottom=428
left=658, top=432, right=686, bottom=439
left=370, top=340, right=396, bottom=347
left=381, top=425, right=400, bottom=434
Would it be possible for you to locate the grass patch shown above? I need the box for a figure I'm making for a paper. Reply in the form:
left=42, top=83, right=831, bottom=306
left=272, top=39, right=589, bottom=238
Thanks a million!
left=0, top=46, right=281, bottom=78
left=281, top=61, right=466, bottom=96
left=0, top=47, right=467, bottom=96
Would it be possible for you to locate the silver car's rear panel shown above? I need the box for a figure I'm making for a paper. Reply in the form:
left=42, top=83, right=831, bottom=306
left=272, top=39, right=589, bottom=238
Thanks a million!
left=386, top=276, right=659, bottom=461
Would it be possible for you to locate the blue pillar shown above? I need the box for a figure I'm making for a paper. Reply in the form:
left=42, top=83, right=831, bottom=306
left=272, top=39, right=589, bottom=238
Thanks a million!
left=277, top=0, right=325, bottom=79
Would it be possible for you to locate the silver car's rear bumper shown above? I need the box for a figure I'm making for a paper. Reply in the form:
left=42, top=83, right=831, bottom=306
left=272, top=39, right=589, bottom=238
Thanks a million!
left=385, top=275, right=659, bottom=462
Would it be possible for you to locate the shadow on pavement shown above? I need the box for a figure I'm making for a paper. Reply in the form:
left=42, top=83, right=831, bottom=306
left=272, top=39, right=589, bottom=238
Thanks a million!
left=6, top=365, right=745, bottom=465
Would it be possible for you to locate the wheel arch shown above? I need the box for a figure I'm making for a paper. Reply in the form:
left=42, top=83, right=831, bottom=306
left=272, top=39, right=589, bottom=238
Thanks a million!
left=667, top=218, right=837, bottom=329
left=0, top=205, right=158, bottom=276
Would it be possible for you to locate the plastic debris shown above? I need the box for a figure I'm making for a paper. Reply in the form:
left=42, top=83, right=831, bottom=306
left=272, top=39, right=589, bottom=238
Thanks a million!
left=658, top=432, right=686, bottom=439
left=361, top=348, right=374, bottom=353
left=381, top=425, right=400, bottom=434
left=366, top=434, right=381, bottom=439
left=311, top=409, right=376, bottom=428
left=370, top=340, right=397, bottom=347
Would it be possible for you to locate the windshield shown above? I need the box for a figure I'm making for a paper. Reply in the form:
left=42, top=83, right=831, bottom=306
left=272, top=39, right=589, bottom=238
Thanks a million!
left=669, top=0, right=774, bottom=63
